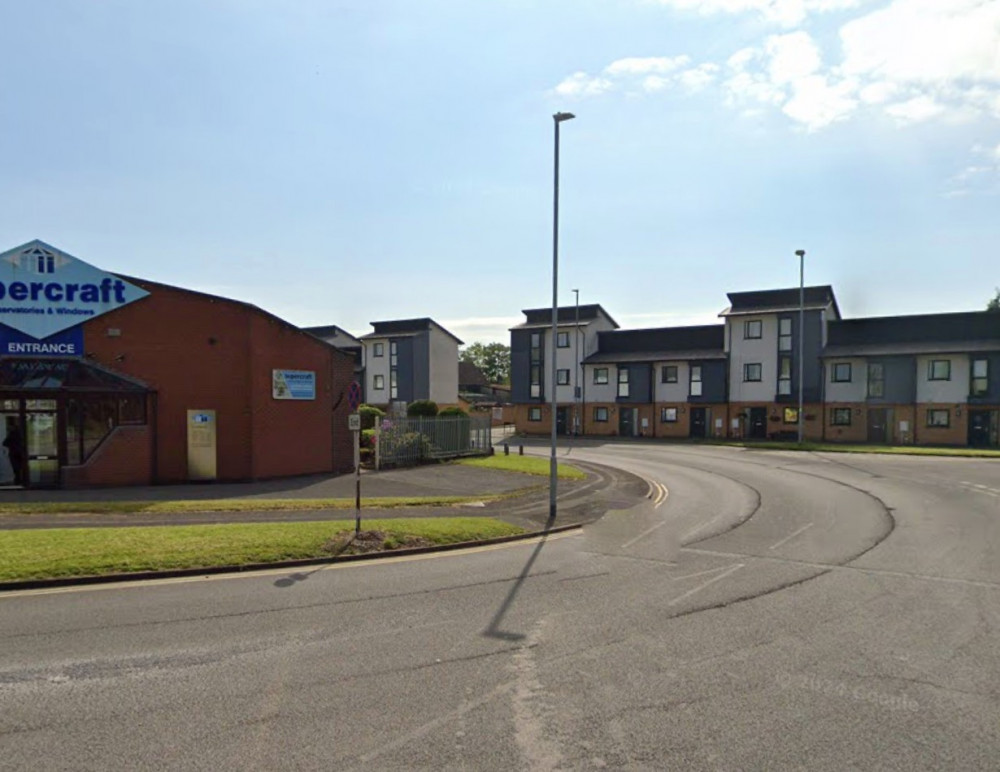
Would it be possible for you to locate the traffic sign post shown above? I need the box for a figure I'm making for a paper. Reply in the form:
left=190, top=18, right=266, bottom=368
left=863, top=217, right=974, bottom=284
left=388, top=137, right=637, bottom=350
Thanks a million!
left=349, top=412, right=361, bottom=534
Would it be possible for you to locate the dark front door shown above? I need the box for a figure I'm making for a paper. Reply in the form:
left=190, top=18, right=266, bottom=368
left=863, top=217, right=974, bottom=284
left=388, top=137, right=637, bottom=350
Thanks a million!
left=556, top=407, right=569, bottom=436
left=969, top=410, right=998, bottom=447
left=619, top=407, right=635, bottom=437
left=868, top=407, right=888, bottom=443
left=748, top=407, right=767, bottom=439
left=690, top=407, right=707, bottom=438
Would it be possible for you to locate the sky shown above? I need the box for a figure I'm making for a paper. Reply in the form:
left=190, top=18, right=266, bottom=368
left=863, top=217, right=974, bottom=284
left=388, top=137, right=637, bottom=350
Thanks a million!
left=2, top=0, right=998, bottom=345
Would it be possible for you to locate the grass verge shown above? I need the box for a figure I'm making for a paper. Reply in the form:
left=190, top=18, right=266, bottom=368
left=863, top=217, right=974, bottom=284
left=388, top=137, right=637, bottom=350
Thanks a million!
left=0, top=495, right=509, bottom=517
left=0, top=517, right=524, bottom=583
left=721, top=441, right=1000, bottom=458
left=456, top=454, right=586, bottom=479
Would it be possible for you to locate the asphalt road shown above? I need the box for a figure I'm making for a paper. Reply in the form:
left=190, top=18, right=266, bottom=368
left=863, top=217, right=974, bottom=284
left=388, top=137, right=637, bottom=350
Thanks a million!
left=2, top=443, right=999, bottom=770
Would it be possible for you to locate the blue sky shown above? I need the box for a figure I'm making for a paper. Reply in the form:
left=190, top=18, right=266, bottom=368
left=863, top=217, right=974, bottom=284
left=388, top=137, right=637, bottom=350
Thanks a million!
left=2, top=0, right=998, bottom=344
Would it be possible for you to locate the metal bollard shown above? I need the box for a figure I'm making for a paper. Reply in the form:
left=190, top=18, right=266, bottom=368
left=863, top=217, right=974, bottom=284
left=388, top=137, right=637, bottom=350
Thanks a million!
left=519, top=444, right=524, bottom=456
left=503, top=442, right=509, bottom=456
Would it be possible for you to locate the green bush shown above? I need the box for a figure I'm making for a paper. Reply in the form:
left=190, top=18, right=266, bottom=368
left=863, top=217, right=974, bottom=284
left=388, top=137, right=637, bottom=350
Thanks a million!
left=407, top=400, right=439, bottom=417
left=360, top=428, right=376, bottom=448
left=438, top=406, right=468, bottom=417
left=358, top=404, right=385, bottom=430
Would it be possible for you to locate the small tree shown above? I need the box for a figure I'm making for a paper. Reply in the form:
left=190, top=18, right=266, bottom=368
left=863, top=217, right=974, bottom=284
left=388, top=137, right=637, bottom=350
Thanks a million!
left=988, top=288, right=1000, bottom=312
left=460, top=342, right=511, bottom=385
left=358, top=404, right=385, bottom=430
left=406, top=400, right=439, bottom=417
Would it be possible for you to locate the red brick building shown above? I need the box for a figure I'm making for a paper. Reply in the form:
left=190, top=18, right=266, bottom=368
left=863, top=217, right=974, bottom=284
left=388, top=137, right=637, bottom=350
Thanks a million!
left=0, top=241, right=355, bottom=488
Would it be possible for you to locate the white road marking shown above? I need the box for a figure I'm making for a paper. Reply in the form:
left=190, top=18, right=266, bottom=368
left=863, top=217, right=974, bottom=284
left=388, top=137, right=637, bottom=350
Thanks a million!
left=670, top=565, right=742, bottom=582
left=668, top=563, right=743, bottom=606
left=768, top=522, right=814, bottom=551
left=620, top=520, right=669, bottom=550
left=681, top=517, right=718, bottom=542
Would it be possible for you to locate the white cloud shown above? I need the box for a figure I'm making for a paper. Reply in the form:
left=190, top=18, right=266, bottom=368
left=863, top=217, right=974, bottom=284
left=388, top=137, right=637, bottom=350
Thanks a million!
left=765, top=31, right=822, bottom=85
left=782, top=74, right=858, bottom=129
left=553, top=71, right=613, bottom=98
left=677, top=63, right=721, bottom=91
left=884, top=95, right=947, bottom=123
left=551, top=55, right=719, bottom=99
left=605, top=55, right=691, bottom=76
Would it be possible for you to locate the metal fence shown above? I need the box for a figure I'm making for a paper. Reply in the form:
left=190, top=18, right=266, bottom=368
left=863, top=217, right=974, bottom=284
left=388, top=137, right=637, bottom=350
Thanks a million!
left=374, top=414, right=492, bottom=469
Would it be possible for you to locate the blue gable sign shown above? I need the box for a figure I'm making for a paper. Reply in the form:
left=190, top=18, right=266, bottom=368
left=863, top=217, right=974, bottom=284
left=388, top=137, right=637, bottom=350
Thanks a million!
left=0, top=325, right=84, bottom=357
left=0, top=240, right=149, bottom=339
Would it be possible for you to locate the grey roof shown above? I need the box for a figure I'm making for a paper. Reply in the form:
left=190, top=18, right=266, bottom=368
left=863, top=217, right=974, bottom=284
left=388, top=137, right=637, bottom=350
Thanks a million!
left=513, top=303, right=619, bottom=330
left=303, top=324, right=362, bottom=348
left=721, top=286, right=840, bottom=318
left=824, top=341, right=1000, bottom=358
left=584, top=349, right=726, bottom=364
left=361, top=317, right=463, bottom=345
left=826, top=311, right=1000, bottom=356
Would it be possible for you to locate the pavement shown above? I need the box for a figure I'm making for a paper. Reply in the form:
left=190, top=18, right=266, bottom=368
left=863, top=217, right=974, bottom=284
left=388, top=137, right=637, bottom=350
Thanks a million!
left=0, top=457, right=650, bottom=532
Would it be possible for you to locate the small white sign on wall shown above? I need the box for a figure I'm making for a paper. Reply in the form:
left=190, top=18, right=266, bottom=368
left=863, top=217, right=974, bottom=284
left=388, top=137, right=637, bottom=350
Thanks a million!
left=715, top=418, right=723, bottom=429
left=731, top=418, right=740, bottom=429
left=899, top=420, right=909, bottom=432
left=641, top=417, right=649, bottom=429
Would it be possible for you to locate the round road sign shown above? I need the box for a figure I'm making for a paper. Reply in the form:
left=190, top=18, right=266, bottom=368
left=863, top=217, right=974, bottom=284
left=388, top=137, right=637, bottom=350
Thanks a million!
left=348, top=381, right=362, bottom=411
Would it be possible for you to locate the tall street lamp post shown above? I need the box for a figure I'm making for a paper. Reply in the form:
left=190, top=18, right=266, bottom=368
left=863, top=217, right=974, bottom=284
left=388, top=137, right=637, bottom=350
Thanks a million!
left=796, top=249, right=805, bottom=444
left=550, top=111, right=575, bottom=521
left=573, top=288, right=580, bottom=436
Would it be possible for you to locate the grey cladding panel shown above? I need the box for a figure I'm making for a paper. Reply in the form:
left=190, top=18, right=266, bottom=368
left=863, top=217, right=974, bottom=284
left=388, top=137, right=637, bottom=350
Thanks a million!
left=692, top=360, right=727, bottom=403
left=412, top=332, right=430, bottom=401
left=510, top=329, right=533, bottom=403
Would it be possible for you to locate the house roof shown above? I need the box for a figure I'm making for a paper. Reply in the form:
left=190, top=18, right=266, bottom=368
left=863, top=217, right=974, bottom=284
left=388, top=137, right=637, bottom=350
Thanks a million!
left=360, top=317, right=464, bottom=345
left=584, top=349, right=725, bottom=364
left=824, top=310, right=1000, bottom=357
left=302, top=324, right=362, bottom=348
left=459, top=360, right=489, bottom=388
left=512, top=303, right=619, bottom=330
left=582, top=325, right=725, bottom=364
left=721, top=286, right=840, bottom=318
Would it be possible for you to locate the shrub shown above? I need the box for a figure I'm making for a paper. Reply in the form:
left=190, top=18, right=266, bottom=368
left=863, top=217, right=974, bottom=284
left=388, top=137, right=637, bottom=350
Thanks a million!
left=360, top=428, right=376, bottom=448
left=407, top=400, right=439, bottom=417
left=438, top=406, right=468, bottom=417
left=358, top=404, right=385, bottom=430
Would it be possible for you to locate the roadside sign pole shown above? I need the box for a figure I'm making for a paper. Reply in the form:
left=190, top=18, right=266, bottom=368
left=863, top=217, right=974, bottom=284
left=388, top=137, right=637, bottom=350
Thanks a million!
left=354, top=426, right=361, bottom=535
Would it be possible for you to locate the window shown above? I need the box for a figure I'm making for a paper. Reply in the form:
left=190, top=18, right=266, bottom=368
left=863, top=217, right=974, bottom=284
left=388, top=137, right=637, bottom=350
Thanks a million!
left=373, top=374, right=385, bottom=390
left=831, top=408, right=852, bottom=426
left=868, top=363, right=884, bottom=398
left=972, top=358, right=989, bottom=396
left=531, top=332, right=541, bottom=349
left=661, top=365, right=678, bottom=384
left=661, top=407, right=678, bottom=423
left=927, top=409, right=950, bottom=428
left=530, top=334, right=542, bottom=398
left=743, top=363, right=762, bottom=382
left=390, top=370, right=398, bottom=399
left=373, top=342, right=384, bottom=357
left=744, top=320, right=762, bottom=339
left=557, top=331, right=569, bottom=348
left=778, top=317, right=792, bottom=352
left=557, top=369, right=570, bottom=385
left=593, top=367, right=609, bottom=385
left=528, top=407, right=542, bottom=421
left=778, top=356, right=792, bottom=396
left=530, top=366, right=541, bottom=398
left=783, top=407, right=799, bottom=424
left=690, top=365, right=703, bottom=397
left=832, top=362, right=852, bottom=383
left=617, top=368, right=629, bottom=398
left=928, top=359, right=951, bottom=381
left=390, top=341, right=398, bottom=367
left=593, top=406, right=609, bottom=422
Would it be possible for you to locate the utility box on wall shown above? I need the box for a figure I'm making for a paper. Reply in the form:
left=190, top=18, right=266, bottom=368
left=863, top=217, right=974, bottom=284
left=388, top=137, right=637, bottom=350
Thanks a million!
left=187, top=409, right=217, bottom=481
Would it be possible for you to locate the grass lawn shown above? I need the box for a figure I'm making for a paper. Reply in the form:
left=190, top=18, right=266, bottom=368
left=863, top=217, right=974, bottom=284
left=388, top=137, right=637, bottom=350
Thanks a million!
left=0, top=495, right=507, bottom=517
left=457, top=454, right=586, bottom=479
left=0, top=517, right=524, bottom=583
left=724, top=440, right=1000, bottom=458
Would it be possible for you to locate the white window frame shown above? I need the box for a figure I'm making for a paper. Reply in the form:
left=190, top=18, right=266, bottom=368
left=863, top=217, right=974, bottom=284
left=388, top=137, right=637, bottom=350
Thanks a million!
left=743, top=363, right=762, bottom=382
left=373, top=374, right=384, bottom=390
left=690, top=365, right=703, bottom=397
left=593, top=406, right=609, bottom=422
left=593, top=368, right=609, bottom=385
left=557, top=369, right=570, bottom=385
left=528, top=407, right=542, bottom=422
left=661, top=407, right=678, bottom=423
left=617, top=368, right=629, bottom=398
left=744, top=319, right=762, bottom=339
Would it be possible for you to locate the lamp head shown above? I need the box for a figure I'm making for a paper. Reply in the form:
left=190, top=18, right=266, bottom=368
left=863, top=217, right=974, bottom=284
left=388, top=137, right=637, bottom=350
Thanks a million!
left=795, top=249, right=806, bottom=257
left=554, top=112, right=576, bottom=122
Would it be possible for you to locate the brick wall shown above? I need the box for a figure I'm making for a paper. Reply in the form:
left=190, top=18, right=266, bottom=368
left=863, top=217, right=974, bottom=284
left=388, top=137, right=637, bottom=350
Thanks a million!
left=61, top=426, right=153, bottom=488
left=914, top=404, right=967, bottom=446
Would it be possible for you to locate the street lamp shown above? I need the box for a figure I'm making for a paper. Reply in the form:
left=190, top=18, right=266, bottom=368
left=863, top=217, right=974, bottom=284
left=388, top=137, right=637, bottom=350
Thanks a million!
left=573, top=288, right=580, bottom=436
left=550, top=111, right=575, bottom=521
left=795, top=249, right=805, bottom=444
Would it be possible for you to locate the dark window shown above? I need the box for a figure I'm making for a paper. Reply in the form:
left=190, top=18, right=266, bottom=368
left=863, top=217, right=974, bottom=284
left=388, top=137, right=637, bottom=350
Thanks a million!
left=868, top=363, right=884, bottom=398
left=832, top=362, right=852, bottom=383
left=593, top=367, right=608, bottom=385
left=831, top=408, right=851, bottom=426
left=927, top=409, right=950, bottom=428
left=617, top=368, right=629, bottom=398
left=661, top=407, right=678, bottom=423
left=593, top=406, right=608, bottom=422
left=778, top=356, right=792, bottom=395
left=118, top=395, right=146, bottom=425
left=661, top=365, right=678, bottom=384
left=557, top=369, right=570, bottom=385
left=778, top=317, right=792, bottom=352
left=972, top=358, right=988, bottom=396
left=744, top=320, right=762, bottom=339
left=743, top=363, right=762, bottom=382
left=928, top=359, right=951, bottom=381
left=373, top=374, right=384, bottom=390
left=530, top=334, right=542, bottom=398
left=390, top=341, right=398, bottom=367
left=783, top=407, right=799, bottom=424
left=528, top=407, right=542, bottom=422
left=557, top=331, right=570, bottom=348
left=373, top=342, right=384, bottom=357
left=690, top=365, right=703, bottom=397
left=390, top=370, right=398, bottom=400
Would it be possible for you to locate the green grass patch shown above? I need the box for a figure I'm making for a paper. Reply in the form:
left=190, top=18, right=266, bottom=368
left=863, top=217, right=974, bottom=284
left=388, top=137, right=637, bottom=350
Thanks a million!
left=0, top=518, right=524, bottom=583
left=0, top=495, right=508, bottom=517
left=714, top=440, right=1000, bottom=458
left=456, top=454, right=586, bottom=479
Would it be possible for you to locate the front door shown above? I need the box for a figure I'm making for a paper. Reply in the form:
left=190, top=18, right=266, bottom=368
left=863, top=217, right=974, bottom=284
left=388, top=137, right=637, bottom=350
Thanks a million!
left=26, top=410, right=59, bottom=487
left=556, top=407, right=569, bottom=436
left=690, top=407, right=707, bottom=438
left=867, top=407, right=888, bottom=443
left=748, top=407, right=767, bottom=439
left=618, top=407, right=636, bottom=437
left=969, top=410, right=998, bottom=447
